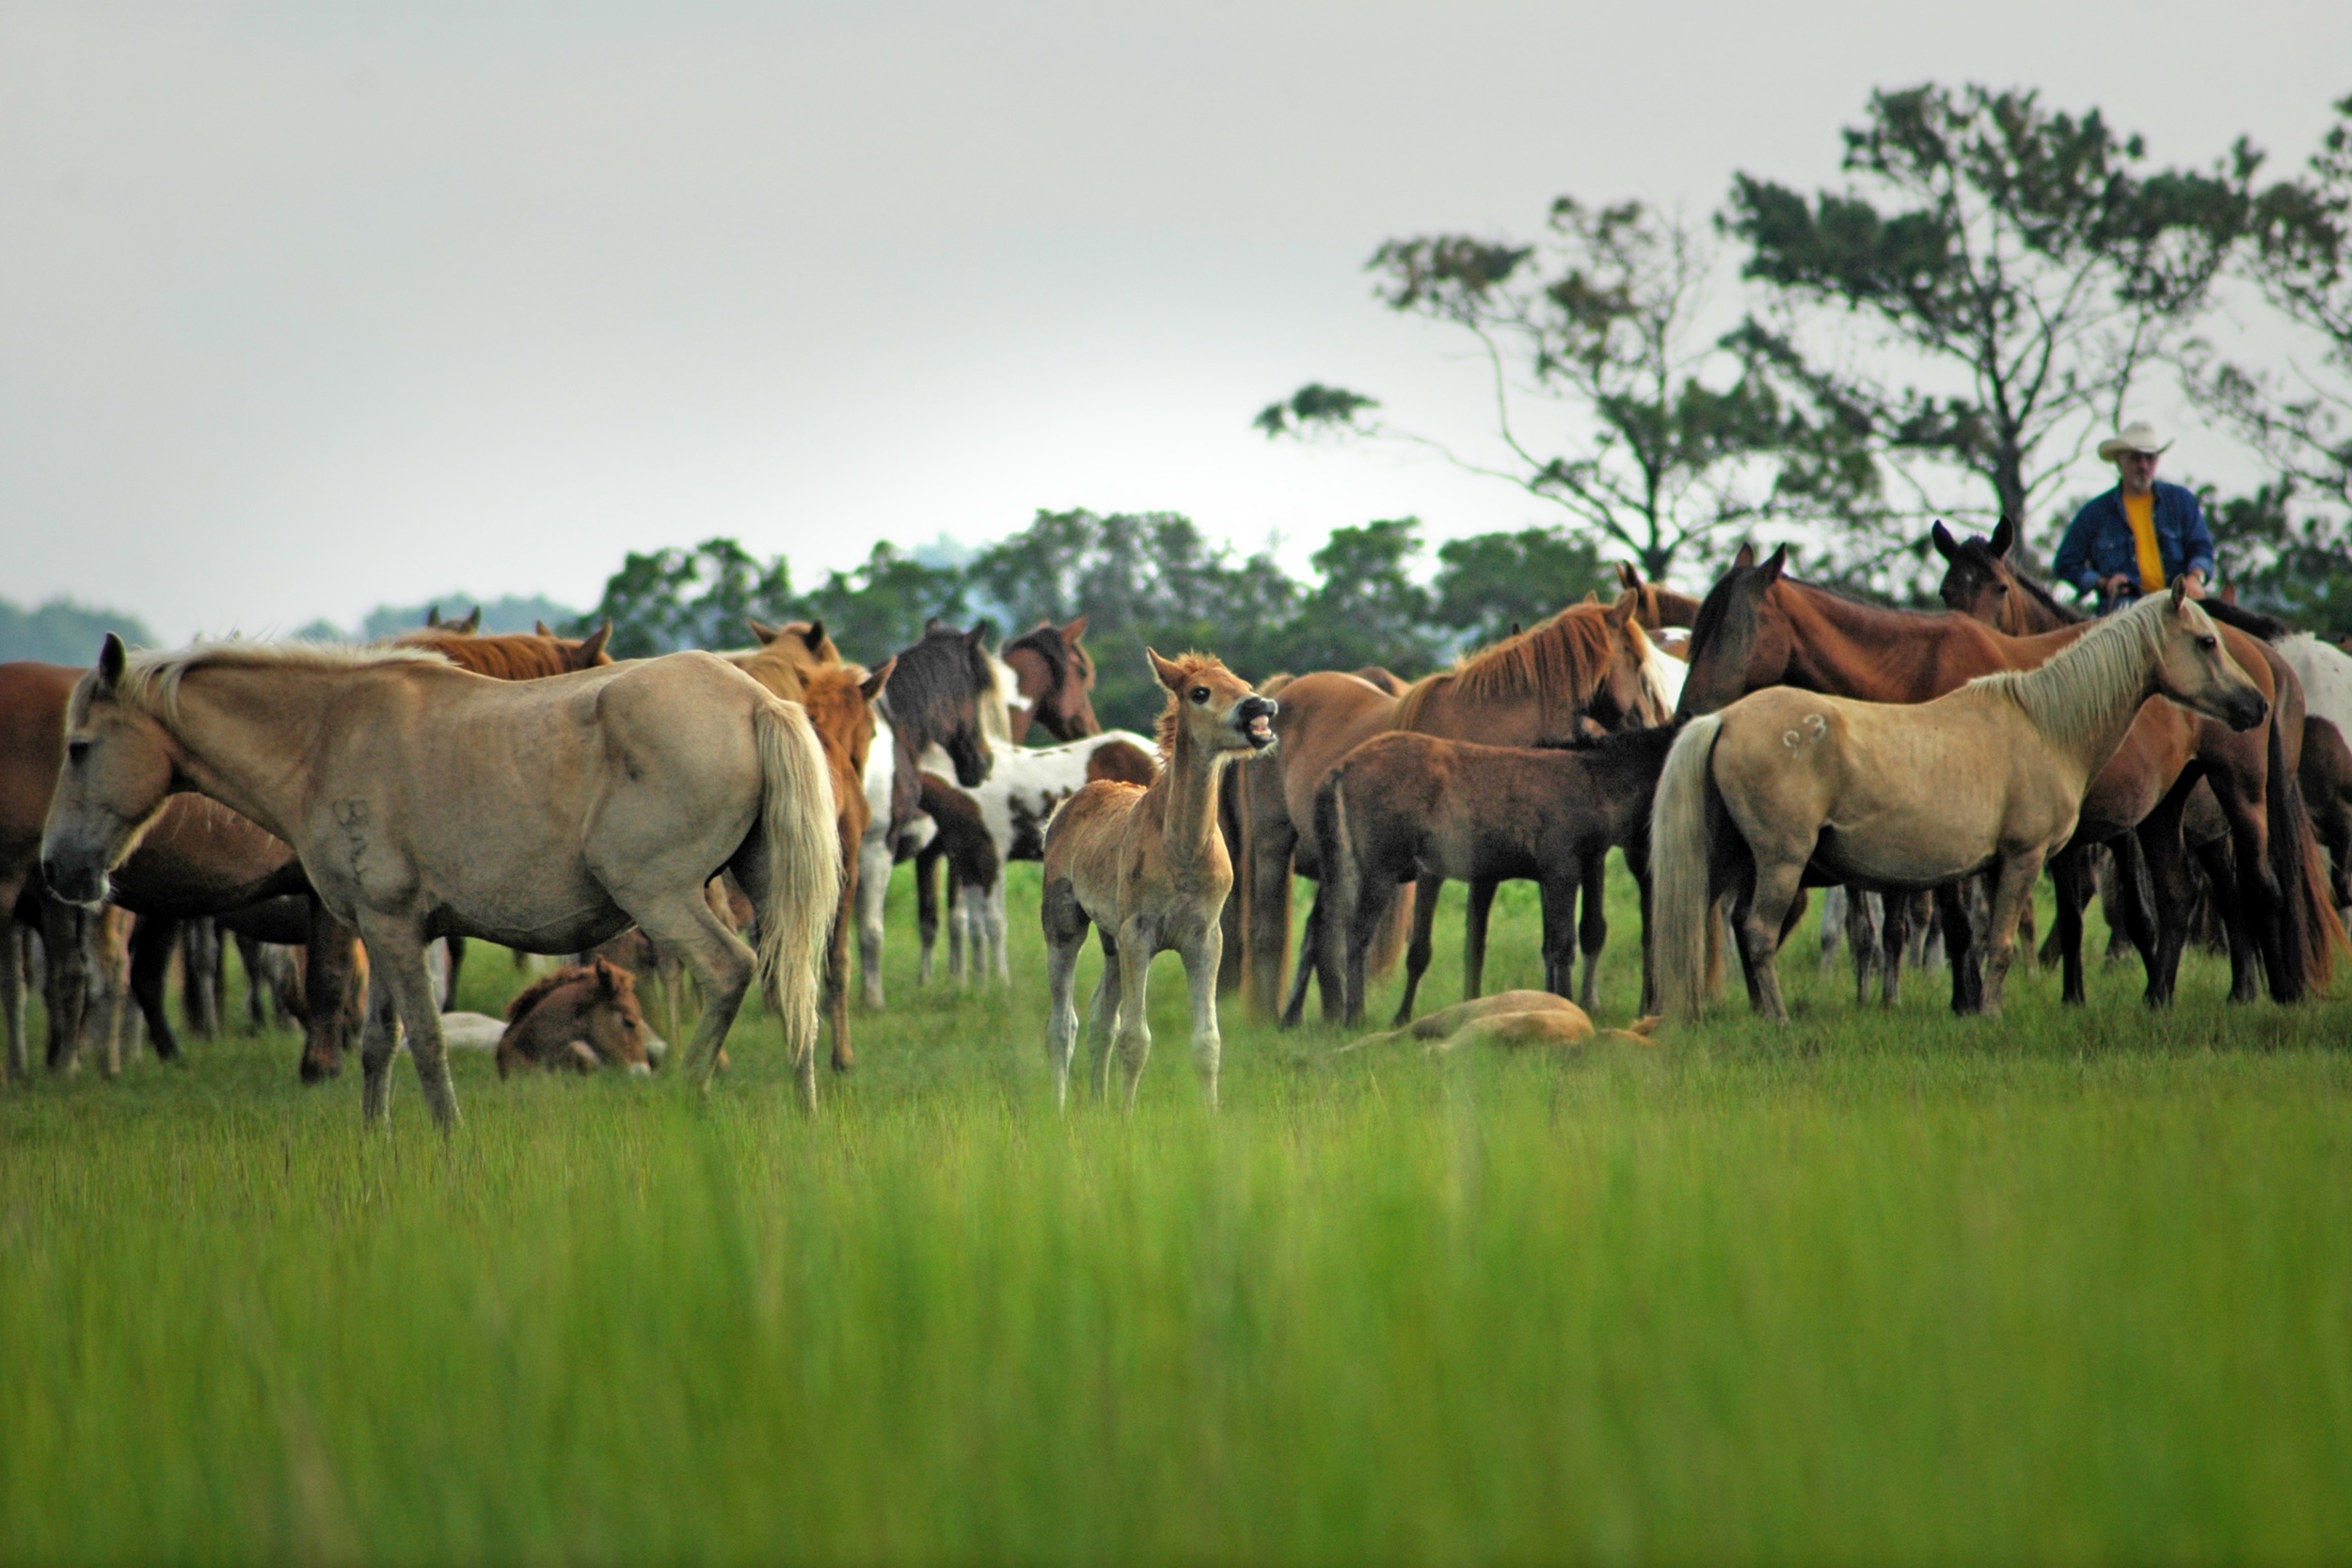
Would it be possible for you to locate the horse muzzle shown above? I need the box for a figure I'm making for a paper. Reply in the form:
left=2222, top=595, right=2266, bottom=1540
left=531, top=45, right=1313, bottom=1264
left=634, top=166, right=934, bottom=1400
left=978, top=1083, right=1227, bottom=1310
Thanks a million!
left=2222, top=691, right=2268, bottom=733
left=1234, top=695, right=1279, bottom=751
left=38, top=851, right=110, bottom=910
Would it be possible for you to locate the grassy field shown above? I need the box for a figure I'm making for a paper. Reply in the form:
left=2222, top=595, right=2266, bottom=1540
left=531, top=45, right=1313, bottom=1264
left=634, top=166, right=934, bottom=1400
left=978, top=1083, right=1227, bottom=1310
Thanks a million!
left=4, top=859, right=2350, bottom=1563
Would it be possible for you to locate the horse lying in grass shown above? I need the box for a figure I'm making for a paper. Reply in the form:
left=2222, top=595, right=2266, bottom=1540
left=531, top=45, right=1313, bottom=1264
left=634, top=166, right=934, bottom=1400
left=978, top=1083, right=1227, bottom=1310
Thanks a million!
left=1041, top=652, right=1276, bottom=1110
left=1654, top=585, right=2269, bottom=1022
left=1314, top=725, right=1678, bottom=1025
left=494, top=958, right=658, bottom=1077
left=41, top=636, right=839, bottom=1125
left=1334, top=990, right=1661, bottom=1054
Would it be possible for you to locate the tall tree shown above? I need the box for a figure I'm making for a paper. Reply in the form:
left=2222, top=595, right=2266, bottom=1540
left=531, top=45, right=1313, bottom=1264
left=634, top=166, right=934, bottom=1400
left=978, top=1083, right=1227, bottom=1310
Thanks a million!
left=795, top=542, right=971, bottom=659
left=571, top=538, right=793, bottom=658
left=1427, top=525, right=1612, bottom=651
left=1276, top=518, right=1443, bottom=676
left=1727, top=84, right=2263, bottom=556
left=1257, top=198, right=1831, bottom=579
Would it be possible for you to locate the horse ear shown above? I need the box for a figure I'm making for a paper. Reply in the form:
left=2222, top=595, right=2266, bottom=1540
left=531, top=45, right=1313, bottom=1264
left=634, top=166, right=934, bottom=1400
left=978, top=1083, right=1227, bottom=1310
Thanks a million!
left=1733, top=543, right=1756, bottom=569
left=453, top=608, right=481, bottom=634
left=798, top=620, right=828, bottom=654
left=924, top=616, right=947, bottom=636
left=1758, top=546, right=1788, bottom=582
left=96, top=632, right=127, bottom=690
left=1062, top=615, right=1088, bottom=643
left=1147, top=648, right=1186, bottom=690
left=1930, top=520, right=1960, bottom=562
left=425, top=605, right=441, bottom=627
left=1615, top=562, right=1641, bottom=593
left=1604, top=593, right=1638, bottom=630
left=593, top=957, right=621, bottom=993
left=535, top=619, right=554, bottom=637
left=1989, top=516, right=2015, bottom=559
left=1508, top=622, right=1522, bottom=638
left=572, top=622, right=611, bottom=666
left=968, top=620, right=994, bottom=648
left=2171, top=575, right=2190, bottom=611
left=860, top=656, right=896, bottom=703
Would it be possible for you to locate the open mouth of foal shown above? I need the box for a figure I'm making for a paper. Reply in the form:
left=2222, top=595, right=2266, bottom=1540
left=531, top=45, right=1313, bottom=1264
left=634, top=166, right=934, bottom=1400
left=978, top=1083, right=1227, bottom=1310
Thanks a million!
left=1243, top=712, right=1275, bottom=748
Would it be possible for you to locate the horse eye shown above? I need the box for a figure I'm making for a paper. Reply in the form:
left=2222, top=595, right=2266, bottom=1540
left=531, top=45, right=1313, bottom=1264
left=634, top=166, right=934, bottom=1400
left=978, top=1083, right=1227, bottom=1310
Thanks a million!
left=66, top=740, right=89, bottom=765
left=1993, top=581, right=2009, bottom=593
left=1190, top=687, right=1209, bottom=703
left=2197, top=636, right=2218, bottom=651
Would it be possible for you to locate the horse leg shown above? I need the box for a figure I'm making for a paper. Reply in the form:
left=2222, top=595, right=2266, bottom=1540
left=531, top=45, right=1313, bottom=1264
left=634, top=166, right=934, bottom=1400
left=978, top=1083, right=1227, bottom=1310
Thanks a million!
left=915, top=842, right=943, bottom=985
left=181, top=919, right=220, bottom=1038
left=39, top=898, right=88, bottom=1073
left=1110, top=917, right=1158, bottom=1110
left=1879, top=889, right=1910, bottom=1008
left=2047, top=842, right=2093, bottom=1006
left=356, top=962, right=404, bottom=1123
left=440, top=935, right=468, bottom=1012
left=1460, top=876, right=1496, bottom=1002
left=2192, top=832, right=2259, bottom=1004
left=1244, top=807, right=1297, bottom=1022
left=991, top=879, right=1010, bottom=985
left=299, top=905, right=363, bottom=1084
left=2135, top=790, right=2198, bottom=1007
left=1184, top=922, right=1224, bottom=1111
left=630, top=894, right=759, bottom=1098
left=1279, top=880, right=1324, bottom=1030
left=1736, top=859, right=1804, bottom=1024
left=1310, top=876, right=1350, bottom=1023
left=856, top=832, right=893, bottom=1010
left=128, top=913, right=181, bottom=1062
left=1847, top=887, right=1879, bottom=1006
left=824, top=865, right=855, bottom=1073
left=1538, top=876, right=1577, bottom=1003
left=1576, top=852, right=1608, bottom=1014
left=2107, top=833, right=2160, bottom=967
left=1391, top=879, right=1438, bottom=1027
left=1, top=912, right=26, bottom=1080
left=1818, top=883, right=1847, bottom=974
left=352, top=920, right=459, bottom=1130
left=2213, top=777, right=2287, bottom=1002
left=1041, top=879, right=1088, bottom=1109
left=1934, top=882, right=1982, bottom=1015
left=1978, top=850, right=2047, bottom=1015
left=1088, top=925, right=1123, bottom=1101
left=946, top=876, right=969, bottom=985
left=1343, top=874, right=1397, bottom=1029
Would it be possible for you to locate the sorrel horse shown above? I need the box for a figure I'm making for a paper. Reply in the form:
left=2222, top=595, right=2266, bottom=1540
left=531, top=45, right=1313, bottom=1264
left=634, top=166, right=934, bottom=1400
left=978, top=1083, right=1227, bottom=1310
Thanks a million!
left=853, top=619, right=1008, bottom=1011
left=1315, top=725, right=1679, bottom=1024
left=999, top=618, right=1103, bottom=743
left=1928, top=520, right=2337, bottom=1005
left=1613, top=562, right=1703, bottom=631
left=42, top=637, right=839, bottom=1124
left=1679, top=544, right=2336, bottom=1008
left=1657, top=587, right=2269, bottom=1021
left=1041, top=652, right=1277, bottom=1109
left=1237, top=597, right=1669, bottom=1027
left=495, top=958, right=656, bottom=1077
left=0, top=661, right=94, bottom=1075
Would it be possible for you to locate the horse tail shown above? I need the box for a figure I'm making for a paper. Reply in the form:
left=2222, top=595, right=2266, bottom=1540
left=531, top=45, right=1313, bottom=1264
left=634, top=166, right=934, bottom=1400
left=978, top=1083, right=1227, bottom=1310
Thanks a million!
left=752, top=699, right=843, bottom=1074
left=1653, top=715, right=1725, bottom=1019
left=2265, top=707, right=2343, bottom=1000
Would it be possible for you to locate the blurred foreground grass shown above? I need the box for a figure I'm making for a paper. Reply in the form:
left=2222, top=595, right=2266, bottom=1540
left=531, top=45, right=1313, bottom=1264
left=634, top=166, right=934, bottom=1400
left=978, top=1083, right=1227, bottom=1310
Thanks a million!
left=3, top=860, right=2348, bottom=1563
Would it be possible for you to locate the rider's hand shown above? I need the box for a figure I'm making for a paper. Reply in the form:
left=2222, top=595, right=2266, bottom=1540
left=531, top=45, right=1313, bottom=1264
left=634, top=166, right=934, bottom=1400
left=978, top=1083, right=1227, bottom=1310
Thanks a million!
left=2100, top=573, right=2136, bottom=598
left=2179, top=571, right=2207, bottom=599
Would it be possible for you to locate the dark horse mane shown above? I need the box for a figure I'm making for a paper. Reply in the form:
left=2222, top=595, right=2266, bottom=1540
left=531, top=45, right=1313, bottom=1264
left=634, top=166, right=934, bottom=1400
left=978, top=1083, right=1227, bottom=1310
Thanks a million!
left=504, top=962, right=633, bottom=1025
left=881, top=620, right=996, bottom=738
left=1004, top=621, right=1092, bottom=689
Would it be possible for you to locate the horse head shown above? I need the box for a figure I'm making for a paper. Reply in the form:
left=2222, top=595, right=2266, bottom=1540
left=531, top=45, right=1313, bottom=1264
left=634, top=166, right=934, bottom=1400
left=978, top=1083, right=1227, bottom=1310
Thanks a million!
left=1593, top=594, right=1670, bottom=730
left=501, top=958, right=656, bottom=1076
left=889, top=621, right=998, bottom=788
left=40, top=633, right=178, bottom=905
left=1677, top=544, right=1791, bottom=719
left=1613, top=562, right=1701, bottom=632
left=1149, top=649, right=1277, bottom=761
left=2152, top=582, right=2268, bottom=733
left=1003, top=618, right=1102, bottom=742
left=1931, top=518, right=2029, bottom=632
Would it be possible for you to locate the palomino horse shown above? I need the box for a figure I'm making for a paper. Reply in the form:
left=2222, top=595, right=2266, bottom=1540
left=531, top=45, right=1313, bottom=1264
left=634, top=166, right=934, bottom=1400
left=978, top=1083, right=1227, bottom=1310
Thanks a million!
left=1656, top=586, right=2270, bottom=1021
left=1317, top=725, right=1679, bottom=1023
left=853, top=620, right=1008, bottom=1011
left=495, top=958, right=656, bottom=1077
left=42, top=637, right=839, bottom=1124
left=1237, top=597, right=1669, bottom=1027
left=1927, top=520, right=2335, bottom=1006
left=1041, top=652, right=1277, bottom=1109
left=999, top=619, right=1103, bottom=743
left=1680, top=544, right=2335, bottom=1009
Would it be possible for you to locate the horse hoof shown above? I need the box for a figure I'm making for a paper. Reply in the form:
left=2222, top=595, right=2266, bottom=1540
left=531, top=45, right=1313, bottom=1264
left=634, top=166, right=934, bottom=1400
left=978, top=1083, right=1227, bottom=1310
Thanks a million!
left=830, top=1057, right=854, bottom=1074
left=299, top=1055, right=342, bottom=1084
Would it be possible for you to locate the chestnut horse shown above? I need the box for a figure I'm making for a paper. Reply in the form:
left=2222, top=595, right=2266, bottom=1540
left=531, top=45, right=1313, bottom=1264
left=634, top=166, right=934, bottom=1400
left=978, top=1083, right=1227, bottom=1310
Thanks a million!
left=42, top=638, right=839, bottom=1125
left=1236, top=597, right=1668, bottom=1027
left=1681, top=544, right=2336, bottom=1008
left=1041, top=652, right=1277, bottom=1109
left=999, top=618, right=1103, bottom=743
left=496, top=958, right=657, bottom=1077
left=1929, top=519, right=2335, bottom=1006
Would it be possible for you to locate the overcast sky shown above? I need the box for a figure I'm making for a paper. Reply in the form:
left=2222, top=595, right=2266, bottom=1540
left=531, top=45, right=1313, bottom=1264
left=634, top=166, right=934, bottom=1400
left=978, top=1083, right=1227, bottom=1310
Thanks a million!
left=4, top=2, right=2347, bottom=643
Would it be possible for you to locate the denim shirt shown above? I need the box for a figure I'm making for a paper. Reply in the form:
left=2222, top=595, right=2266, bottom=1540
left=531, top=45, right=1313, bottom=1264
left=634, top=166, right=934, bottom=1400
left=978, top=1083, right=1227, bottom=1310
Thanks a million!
left=2051, top=482, right=2217, bottom=607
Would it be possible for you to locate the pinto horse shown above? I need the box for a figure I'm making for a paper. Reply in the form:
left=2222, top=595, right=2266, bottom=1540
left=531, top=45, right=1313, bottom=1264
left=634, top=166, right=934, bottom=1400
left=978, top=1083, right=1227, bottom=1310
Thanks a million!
left=1000, top=619, right=1103, bottom=743
left=1657, top=587, right=2271, bottom=1021
left=1929, top=520, right=2338, bottom=1006
left=42, top=637, right=839, bottom=1125
left=1681, top=543, right=2336, bottom=1009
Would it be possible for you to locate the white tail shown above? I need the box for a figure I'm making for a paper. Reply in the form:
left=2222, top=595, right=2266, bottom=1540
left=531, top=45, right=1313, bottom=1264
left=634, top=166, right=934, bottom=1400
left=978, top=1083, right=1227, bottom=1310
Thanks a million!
left=752, top=700, right=842, bottom=1103
left=1652, top=716, right=1724, bottom=1018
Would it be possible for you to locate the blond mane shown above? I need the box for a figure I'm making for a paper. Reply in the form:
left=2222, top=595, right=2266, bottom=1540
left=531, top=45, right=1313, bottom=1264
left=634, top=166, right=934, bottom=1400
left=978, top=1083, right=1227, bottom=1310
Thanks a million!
left=1392, top=605, right=1637, bottom=731
left=1963, top=594, right=2192, bottom=746
left=109, top=641, right=453, bottom=721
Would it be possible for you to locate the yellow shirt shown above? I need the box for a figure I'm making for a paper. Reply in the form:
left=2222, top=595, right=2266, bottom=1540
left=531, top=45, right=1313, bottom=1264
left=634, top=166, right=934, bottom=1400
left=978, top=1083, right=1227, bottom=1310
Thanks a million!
left=2122, top=491, right=2165, bottom=593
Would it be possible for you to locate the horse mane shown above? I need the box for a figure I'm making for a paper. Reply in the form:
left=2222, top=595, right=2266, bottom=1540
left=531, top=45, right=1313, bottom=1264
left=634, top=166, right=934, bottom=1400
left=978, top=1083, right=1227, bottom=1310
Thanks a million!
left=112, top=641, right=451, bottom=720
left=1004, top=622, right=1093, bottom=691
left=1152, top=652, right=1232, bottom=760
left=982, top=651, right=1018, bottom=741
left=1393, top=605, right=1633, bottom=732
left=1965, top=594, right=2181, bottom=744
left=393, top=630, right=598, bottom=680
left=2007, top=563, right=2085, bottom=626
left=503, top=963, right=622, bottom=1024
left=877, top=625, right=993, bottom=743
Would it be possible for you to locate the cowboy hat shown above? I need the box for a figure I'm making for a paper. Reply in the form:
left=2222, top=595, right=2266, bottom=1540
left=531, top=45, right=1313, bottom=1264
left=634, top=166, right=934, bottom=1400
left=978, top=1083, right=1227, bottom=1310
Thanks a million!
left=2097, top=420, right=2172, bottom=462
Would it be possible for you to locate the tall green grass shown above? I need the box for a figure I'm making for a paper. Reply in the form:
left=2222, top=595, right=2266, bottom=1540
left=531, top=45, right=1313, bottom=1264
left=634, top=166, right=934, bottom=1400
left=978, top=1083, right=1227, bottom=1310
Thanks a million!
left=3, top=863, right=2349, bottom=1562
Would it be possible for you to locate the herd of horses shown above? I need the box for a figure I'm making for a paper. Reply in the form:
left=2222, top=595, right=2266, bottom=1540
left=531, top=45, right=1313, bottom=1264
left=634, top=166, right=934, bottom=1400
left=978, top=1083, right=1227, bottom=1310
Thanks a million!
left=6, top=518, right=2350, bottom=1124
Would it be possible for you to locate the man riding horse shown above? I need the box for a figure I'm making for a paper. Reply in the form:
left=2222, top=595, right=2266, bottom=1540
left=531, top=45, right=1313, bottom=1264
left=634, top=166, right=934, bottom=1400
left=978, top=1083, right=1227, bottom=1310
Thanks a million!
left=2053, top=420, right=2216, bottom=614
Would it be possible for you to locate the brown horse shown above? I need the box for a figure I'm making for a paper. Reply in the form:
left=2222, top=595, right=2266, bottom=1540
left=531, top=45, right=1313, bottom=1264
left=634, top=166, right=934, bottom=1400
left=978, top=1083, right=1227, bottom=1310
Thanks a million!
left=395, top=622, right=613, bottom=679
left=0, top=662, right=93, bottom=1076
left=1928, top=519, right=2337, bottom=1006
left=1316, top=725, right=1678, bottom=1024
left=1000, top=619, right=1103, bottom=743
left=1613, top=562, right=1703, bottom=631
left=496, top=958, right=656, bottom=1077
left=1041, top=652, right=1277, bottom=1108
left=1681, top=543, right=2337, bottom=1008
left=1238, top=597, right=1668, bottom=1027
